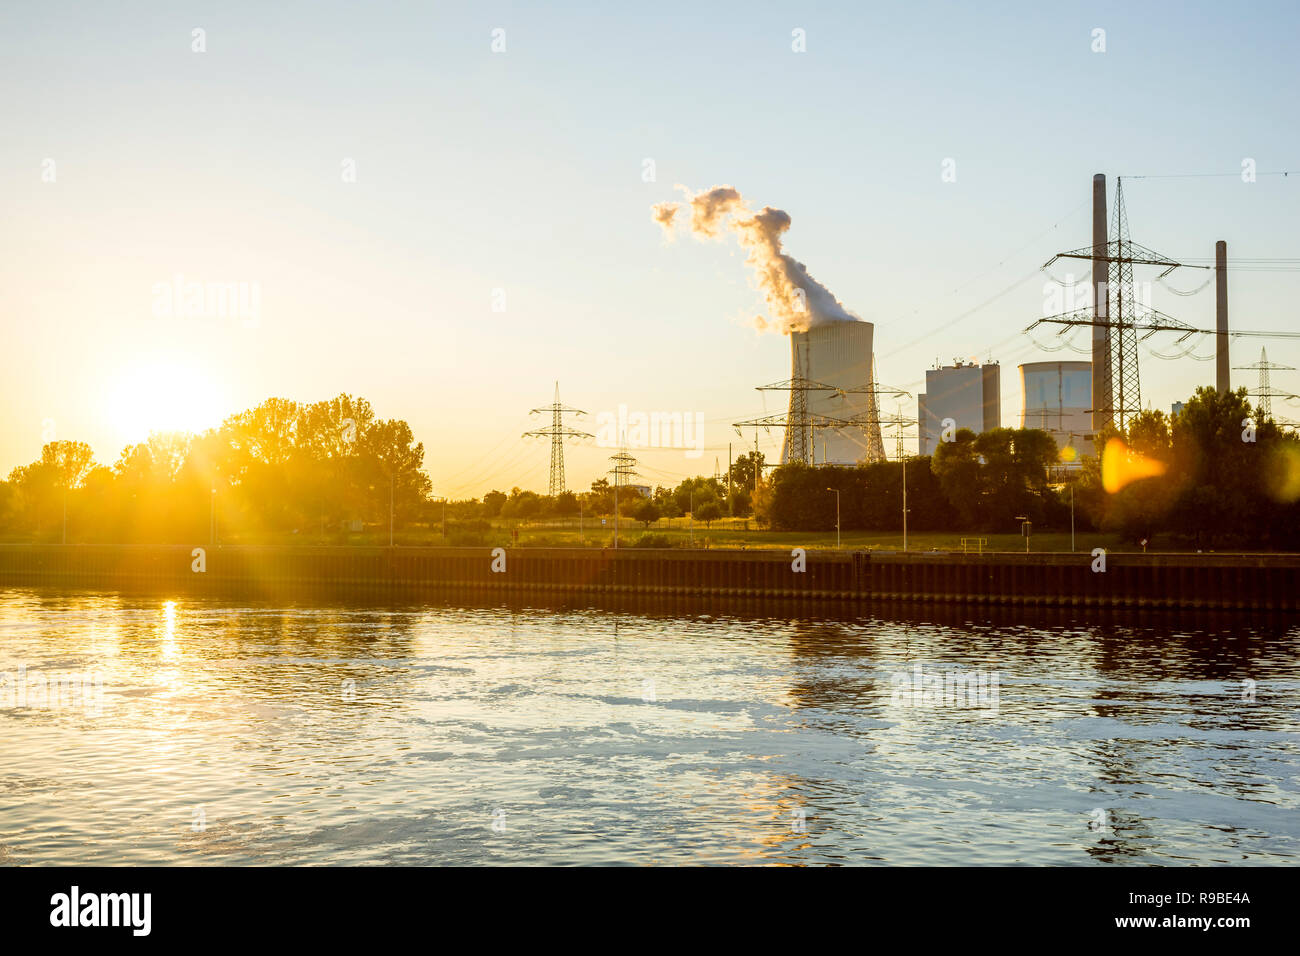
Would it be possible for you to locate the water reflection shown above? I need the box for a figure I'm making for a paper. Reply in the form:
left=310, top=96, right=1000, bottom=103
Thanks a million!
left=0, top=585, right=1296, bottom=865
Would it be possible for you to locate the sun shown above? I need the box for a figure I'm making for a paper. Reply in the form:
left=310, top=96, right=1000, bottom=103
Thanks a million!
left=104, top=355, right=230, bottom=445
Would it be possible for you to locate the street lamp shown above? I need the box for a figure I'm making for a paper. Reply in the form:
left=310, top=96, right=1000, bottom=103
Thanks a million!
left=826, top=487, right=840, bottom=549
left=901, top=455, right=908, bottom=552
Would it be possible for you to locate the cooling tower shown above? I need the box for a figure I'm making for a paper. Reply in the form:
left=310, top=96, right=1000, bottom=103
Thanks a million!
left=782, top=321, right=884, bottom=465
left=1019, top=361, right=1092, bottom=462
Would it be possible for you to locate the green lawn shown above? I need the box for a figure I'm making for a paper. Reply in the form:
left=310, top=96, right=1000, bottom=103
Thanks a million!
left=218, top=518, right=1128, bottom=553
left=489, top=523, right=1116, bottom=553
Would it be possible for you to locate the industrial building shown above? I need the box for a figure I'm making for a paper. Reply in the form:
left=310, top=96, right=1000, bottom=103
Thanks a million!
left=917, top=361, right=1000, bottom=454
left=781, top=321, right=885, bottom=465
left=1018, top=361, right=1092, bottom=462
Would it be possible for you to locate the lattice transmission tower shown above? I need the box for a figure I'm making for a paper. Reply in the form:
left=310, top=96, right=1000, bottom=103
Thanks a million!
left=608, top=447, right=639, bottom=488
left=757, top=376, right=832, bottom=465
left=522, top=382, right=591, bottom=496
left=1034, top=176, right=1206, bottom=431
left=755, top=371, right=907, bottom=465
left=1235, top=348, right=1297, bottom=419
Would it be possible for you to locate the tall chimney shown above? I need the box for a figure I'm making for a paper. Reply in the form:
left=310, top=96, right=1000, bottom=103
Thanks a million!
left=1216, top=240, right=1230, bottom=393
left=1091, top=174, right=1110, bottom=433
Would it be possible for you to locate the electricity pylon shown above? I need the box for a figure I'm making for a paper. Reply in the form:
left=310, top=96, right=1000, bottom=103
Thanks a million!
left=607, top=444, right=641, bottom=550
left=522, top=382, right=591, bottom=496
left=608, top=446, right=639, bottom=488
left=1235, top=348, right=1297, bottom=419
left=757, top=374, right=908, bottom=465
left=756, top=376, right=836, bottom=464
left=1035, top=177, right=1205, bottom=431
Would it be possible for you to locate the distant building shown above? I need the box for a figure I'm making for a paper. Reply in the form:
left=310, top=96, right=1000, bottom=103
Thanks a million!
left=917, top=360, right=1001, bottom=454
left=1018, top=361, right=1092, bottom=464
left=1171, top=401, right=1185, bottom=419
left=627, top=484, right=652, bottom=498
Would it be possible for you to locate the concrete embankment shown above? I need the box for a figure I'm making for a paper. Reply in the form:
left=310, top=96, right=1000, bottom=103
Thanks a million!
left=0, top=544, right=1297, bottom=611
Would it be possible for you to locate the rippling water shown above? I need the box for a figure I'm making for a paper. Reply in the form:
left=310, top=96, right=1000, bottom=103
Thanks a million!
left=1, top=586, right=1297, bottom=865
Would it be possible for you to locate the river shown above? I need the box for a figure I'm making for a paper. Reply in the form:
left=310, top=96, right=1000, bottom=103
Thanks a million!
left=1, top=587, right=1297, bottom=865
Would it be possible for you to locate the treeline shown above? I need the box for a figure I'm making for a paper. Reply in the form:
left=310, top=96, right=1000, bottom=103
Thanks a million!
left=0, top=395, right=432, bottom=543
left=762, top=428, right=1065, bottom=533
left=0, top=395, right=767, bottom=544
left=5, top=387, right=1295, bottom=550
left=1078, top=386, right=1300, bottom=549
left=483, top=452, right=763, bottom=528
left=761, top=386, right=1300, bottom=550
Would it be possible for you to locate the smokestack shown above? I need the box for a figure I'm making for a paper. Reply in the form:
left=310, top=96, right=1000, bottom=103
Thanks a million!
left=1091, top=173, right=1110, bottom=433
left=1216, top=240, right=1230, bottom=393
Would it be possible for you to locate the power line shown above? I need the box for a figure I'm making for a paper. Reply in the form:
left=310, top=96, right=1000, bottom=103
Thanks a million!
left=1127, top=170, right=1300, bottom=180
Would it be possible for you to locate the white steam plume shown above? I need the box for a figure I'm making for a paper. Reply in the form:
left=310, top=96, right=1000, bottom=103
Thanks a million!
left=652, top=184, right=860, bottom=333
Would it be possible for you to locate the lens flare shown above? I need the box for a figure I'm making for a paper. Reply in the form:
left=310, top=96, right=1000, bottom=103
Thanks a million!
left=1266, top=443, right=1300, bottom=503
left=1101, top=438, right=1167, bottom=494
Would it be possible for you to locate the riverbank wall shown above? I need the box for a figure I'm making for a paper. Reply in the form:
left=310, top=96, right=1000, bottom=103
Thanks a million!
left=1, top=545, right=1297, bottom=611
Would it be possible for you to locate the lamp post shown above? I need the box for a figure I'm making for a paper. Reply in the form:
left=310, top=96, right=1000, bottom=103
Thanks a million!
left=901, top=456, right=908, bottom=552
left=826, top=487, right=840, bottom=549
left=689, top=488, right=694, bottom=547
left=210, top=488, right=216, bottom=547
left=1070, top=483, right=1075, bottom=552
left=389, top=474, right=394, bottom=548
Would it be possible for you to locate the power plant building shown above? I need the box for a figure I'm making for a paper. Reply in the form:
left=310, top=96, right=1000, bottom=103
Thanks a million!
left=917, top=361, right=1001, bottom=454
left=782, top=321, right=885, bottom=465
left=1018, top=361, right=1092, bottom=462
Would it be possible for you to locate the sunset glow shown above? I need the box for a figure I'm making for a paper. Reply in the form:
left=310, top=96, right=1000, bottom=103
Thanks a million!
left=102, top=356, right=230, bottom=446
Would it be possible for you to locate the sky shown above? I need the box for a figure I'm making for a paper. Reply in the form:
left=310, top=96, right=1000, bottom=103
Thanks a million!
left=3, top=0, right=1299, bottom=497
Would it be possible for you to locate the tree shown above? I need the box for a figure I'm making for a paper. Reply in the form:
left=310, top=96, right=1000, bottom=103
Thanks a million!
left=652, top=485, right=681, bottom=518
left=729, top=487, right=753, bottom=518
left=1098, top=410, right=1178, bottom=543
left=695, top=500, right=722, bottom=528
left=39, top=440, right=97, bottom=490
left=971, top=428, right=1059, bottom=529
left=633, top=498, right=660, bottom=527
left=1165, top=387, right=1289, bottom=547
left=501, top=488, right=541, bottom=519
left=930, top=429, right=982, bottom=527
left=729, top=451, right=765, bottom=492
left=483, top=490, right=507, bottom=517
left=673, top=476, right=722, bottom=515
left=585, top=479, right=613, bottom=516
left=5, top=441, right=97, bottom=537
